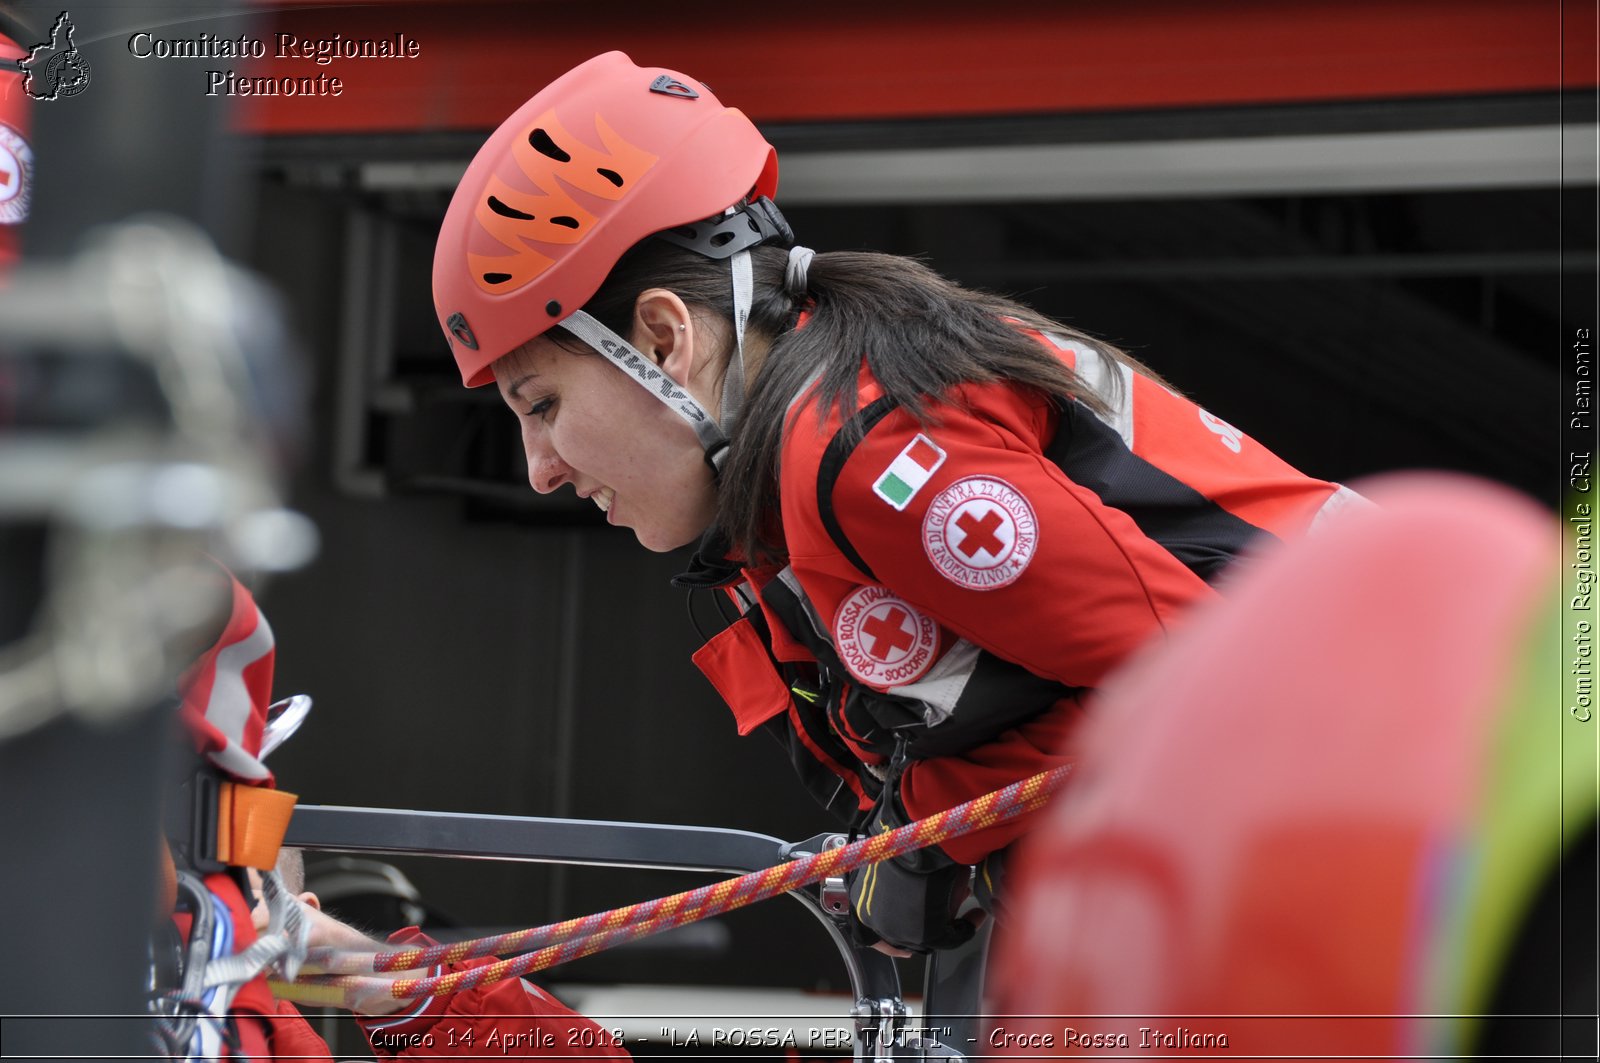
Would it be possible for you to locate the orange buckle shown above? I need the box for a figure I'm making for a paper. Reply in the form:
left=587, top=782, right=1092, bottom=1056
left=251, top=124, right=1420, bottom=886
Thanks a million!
left=216, top=782, right=298, bottom=871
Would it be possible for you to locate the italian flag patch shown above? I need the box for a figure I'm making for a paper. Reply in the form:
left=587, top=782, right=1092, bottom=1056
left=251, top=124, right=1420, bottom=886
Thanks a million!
left=873, top=434, right=947, bottom=510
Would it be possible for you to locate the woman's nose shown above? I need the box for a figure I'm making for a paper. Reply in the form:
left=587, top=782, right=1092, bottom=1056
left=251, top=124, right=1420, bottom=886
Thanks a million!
left=521, top=431, right=571, bottom=494
left=527, top=454, right=571, bottom=494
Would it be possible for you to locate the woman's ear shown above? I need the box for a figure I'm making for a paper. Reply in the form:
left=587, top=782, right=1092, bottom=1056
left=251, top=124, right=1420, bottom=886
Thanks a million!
left=297, top=891, right=322, bottom=911
left=631, top=289, right=695, bottom=383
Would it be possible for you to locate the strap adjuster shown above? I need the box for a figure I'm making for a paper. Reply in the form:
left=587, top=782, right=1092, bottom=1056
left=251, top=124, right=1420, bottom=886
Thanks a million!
left=657, top=197, right=795, bottom=261
left=166, top=763, right=297, bottom=873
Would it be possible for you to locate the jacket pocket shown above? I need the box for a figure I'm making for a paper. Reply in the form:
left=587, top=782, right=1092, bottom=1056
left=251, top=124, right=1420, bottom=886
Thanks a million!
left=691, top=617, right=791, bottom=736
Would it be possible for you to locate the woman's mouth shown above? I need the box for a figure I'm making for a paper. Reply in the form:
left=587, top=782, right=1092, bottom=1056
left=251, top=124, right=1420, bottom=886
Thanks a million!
left=592, top=486, right=615, bottom=516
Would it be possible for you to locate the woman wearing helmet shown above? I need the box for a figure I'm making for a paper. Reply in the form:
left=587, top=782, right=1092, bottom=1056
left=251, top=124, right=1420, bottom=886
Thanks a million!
left=433, top=51, right=1363, bottom=954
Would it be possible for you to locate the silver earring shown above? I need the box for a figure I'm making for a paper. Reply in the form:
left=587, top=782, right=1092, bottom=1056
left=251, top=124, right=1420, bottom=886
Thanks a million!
left=678, top=324, right=686, bottom=331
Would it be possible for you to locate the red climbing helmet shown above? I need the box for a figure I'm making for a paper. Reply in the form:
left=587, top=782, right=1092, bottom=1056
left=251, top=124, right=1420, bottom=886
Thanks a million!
left=433, top=51, right=779, bottom=388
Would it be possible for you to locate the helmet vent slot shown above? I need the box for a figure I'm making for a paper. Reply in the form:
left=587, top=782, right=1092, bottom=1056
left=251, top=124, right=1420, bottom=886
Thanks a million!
left=482, top=272, right=513, bottom=286
left=486, top=196, right=535, bottom=221
left=596, top=168, right=624, bottom=188
left=528, top=128, right=571, bottom=162
left=550, top=216, right=580, bottom=230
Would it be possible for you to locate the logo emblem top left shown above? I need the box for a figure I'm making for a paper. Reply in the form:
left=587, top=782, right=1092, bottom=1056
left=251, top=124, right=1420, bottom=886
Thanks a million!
left=18, top=12, right=92, bottom=101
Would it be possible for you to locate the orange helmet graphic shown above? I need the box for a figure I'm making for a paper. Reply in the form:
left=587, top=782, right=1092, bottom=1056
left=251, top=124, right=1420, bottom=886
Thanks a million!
left=434, top=51, right=778, bottom=388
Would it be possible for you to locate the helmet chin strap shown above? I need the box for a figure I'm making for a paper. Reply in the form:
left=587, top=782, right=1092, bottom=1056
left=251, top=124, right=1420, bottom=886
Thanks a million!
left=559, top=309, right=731, bottom=470
left=560, top=198, right=792, bottom=475
left=557, top=245, right=758, bottom=478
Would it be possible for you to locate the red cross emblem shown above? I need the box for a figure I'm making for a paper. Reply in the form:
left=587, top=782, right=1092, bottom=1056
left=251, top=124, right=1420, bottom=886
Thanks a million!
left=833, top=586, right=938, bottom=686
left=954, top=508, right=1006, bottom=559
left=862, top=606, right=916, bottom=661
left=0, top=128, right=29, bottom=222
left=922, top=476, right=1038, bottom=590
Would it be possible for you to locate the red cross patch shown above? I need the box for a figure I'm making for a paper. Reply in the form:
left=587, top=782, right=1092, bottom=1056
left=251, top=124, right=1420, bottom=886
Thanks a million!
left=921, top=476, right=1038, bottom=590
left=0, top=123, right=33, bottom=226
left=832, top=585, right=940, bottom=688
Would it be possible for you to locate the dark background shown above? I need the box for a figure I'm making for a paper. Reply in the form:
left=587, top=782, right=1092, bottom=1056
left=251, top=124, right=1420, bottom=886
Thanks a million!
left=1, top=1, right=1592, bottom=1053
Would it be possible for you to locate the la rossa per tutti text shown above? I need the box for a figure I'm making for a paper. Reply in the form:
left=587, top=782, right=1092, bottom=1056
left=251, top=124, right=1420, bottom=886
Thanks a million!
left=127, top=31, right=421, bottom=97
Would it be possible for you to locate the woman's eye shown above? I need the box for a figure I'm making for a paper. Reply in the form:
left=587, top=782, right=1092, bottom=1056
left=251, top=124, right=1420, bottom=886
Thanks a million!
left=526, top=397, right=554, bottom=420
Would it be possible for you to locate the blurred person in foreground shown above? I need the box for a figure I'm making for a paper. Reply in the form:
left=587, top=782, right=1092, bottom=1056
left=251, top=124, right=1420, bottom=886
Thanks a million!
left=156, top=559, right=628, bottom=1060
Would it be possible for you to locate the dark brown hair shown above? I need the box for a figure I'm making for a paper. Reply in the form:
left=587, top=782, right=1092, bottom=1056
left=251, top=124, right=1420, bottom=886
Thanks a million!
left=563, top=240, right=1155, bottom=564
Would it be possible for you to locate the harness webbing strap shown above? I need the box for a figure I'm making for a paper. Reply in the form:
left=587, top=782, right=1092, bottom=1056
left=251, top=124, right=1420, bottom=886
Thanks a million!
left=719, top=249, right=752, bottom=436
left=271, top=765, right=1070, bottom=1006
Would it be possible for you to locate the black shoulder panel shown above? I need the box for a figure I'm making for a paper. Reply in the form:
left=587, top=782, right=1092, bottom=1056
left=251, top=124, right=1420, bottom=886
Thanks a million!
left=1047, top=398, right=1273, bottom=582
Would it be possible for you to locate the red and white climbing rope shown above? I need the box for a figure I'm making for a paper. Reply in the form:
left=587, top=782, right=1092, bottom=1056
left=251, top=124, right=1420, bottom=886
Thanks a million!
left=270, top=765, right=1069, bottom=1008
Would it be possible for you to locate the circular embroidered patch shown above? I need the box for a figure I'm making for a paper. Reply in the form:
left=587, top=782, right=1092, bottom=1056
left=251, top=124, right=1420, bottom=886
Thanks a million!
left=0, top=123, right=33, bottom=225
left=832, top=584, right=940, bottom=688
left=921, top=476, right=1038, bottom=590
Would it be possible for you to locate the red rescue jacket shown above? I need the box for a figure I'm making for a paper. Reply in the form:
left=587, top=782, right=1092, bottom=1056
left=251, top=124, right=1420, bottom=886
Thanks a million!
left=689, top=332, right=1361, bottom=864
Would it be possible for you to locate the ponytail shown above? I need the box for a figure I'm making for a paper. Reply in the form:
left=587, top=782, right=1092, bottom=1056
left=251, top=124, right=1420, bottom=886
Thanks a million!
left=568, top=237, right=1151, bottom=565
left=721, top=248, right=1140, bottom=563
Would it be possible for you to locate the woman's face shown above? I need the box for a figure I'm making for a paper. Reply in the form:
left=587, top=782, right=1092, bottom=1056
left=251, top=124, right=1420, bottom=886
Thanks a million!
left=492, top=302, right=720, bottom=552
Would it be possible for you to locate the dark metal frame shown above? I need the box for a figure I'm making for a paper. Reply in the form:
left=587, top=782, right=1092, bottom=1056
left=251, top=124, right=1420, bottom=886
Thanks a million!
left=287, top=804, right=983, bottom=1061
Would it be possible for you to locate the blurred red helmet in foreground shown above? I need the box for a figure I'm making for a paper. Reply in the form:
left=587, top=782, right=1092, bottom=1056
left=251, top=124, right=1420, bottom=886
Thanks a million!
left=990, top=473, right=1591, bottom=1059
